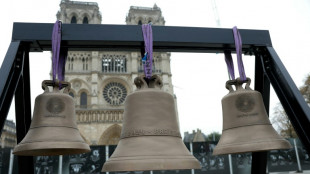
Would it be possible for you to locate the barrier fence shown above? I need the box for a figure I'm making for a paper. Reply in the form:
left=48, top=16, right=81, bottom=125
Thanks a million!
left=1, top=138, right=309, bottom=174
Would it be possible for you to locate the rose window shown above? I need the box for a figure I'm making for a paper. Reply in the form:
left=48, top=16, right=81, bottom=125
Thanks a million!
left=103, top=82, right=127, bottom=105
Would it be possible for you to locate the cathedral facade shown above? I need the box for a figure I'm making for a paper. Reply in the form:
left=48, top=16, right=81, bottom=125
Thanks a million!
left=56, top=0, right=175, bottom=145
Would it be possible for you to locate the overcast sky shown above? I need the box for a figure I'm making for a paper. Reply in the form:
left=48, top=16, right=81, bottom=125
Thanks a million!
left=1, top=0, right=310, bottom=136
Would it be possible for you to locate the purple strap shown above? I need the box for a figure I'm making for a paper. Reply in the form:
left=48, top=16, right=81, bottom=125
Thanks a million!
left=58, top=48, right=68, bottom=82
left=142, top=24, right=153, bottom=79
left=224, top=26, right=246, bottom=81
left=52, top=20, right=67, bottom=84
left=224, top=50, right=235, bottom=80
left=233, top=26, right=246, bottom=82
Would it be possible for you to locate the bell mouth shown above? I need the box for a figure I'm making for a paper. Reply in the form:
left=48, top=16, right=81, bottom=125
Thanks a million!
left=103, top=156, right=201, bottom=172
left=102, top=136, right=201, bottom=172
left=213, top=124, right=292, bottom=155
left=213, top=139, right=292, bottom=156
left=13, top=141, right=90, bottom=156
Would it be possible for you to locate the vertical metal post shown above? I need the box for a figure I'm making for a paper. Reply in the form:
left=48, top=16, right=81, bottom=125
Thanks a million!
left=190, top=142, right=193, bottom=155
left=105, top=145, right=109, bottom=174
left=0, top=41, right=21, bottom=134
left=251, top=54, right=270, bottom=174
left=294, top=139, right=302, bottom=172
left=266, top=47, right=310, bottom=154
left=190, top=142, right=195, bottom=174
left=58, top=155, right=63, bottom=174
left=14, top=45, right=34, bottom=174
left=228, top=154, right=233, bottom=174
left=8, top=149, right=14, bottom=174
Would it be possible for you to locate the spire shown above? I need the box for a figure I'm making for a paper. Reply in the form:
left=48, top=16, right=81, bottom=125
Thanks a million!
left=153, top=3, right=158, bottom=9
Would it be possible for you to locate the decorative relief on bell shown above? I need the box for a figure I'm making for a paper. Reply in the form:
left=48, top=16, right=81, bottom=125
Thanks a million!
left=235, top=94, right=256, bottom=113
left=46, top=97, right=66, bottom=117
left=120, top=128, right=181, bottom=139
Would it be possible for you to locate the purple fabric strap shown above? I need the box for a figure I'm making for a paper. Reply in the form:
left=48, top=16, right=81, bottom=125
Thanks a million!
left=52, top=21, right=67, bottom=84
left=224, top=50, right=235, bottom=80
left=224, top=26, right=246, bottom=81
left=233, top=26, right=246, bottom=81
left=142, top=24, right=153, bottom=79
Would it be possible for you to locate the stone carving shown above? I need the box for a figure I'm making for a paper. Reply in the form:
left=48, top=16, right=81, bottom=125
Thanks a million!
left=73, top=81, right=81, bottom=90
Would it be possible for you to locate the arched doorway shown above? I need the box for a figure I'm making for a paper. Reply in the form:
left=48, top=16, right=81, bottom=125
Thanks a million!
left=98, top=124, right=122, bottom=145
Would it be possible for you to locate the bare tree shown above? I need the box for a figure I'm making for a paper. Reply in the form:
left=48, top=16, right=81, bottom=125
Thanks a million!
left=271, top=74, right=310, bottom=138
left=271, top=103, right=297, bottom=138
left=299, top=74, right=310, bottom=105
left=206, top=131, right=221, bottom=141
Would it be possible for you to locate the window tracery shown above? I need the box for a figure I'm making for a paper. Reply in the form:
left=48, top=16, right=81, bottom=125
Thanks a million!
left=138, top=55, right=161, bottom=73
left=103, top=82, right=127, bottom=105
left=102, top=54, right=127, bottom=73
left=67, top=57, right=74, bottom=71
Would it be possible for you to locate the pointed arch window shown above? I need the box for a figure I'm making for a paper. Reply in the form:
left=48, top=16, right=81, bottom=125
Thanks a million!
left=67, top=57, right=74, bottom=71
left=83, top=17, right=88, bottom=24
left=138, top=20, right=142, bottom=25
left=71, top=16, right=77, bottom=24
left=86, top=58, right=88, bottom=70
left=82, top=58, right=89, bottom=71
left=82, top=58, right=85, bottom=70
left=71, top=58, right=74, bottom=70
left=80, top=92, right=87, bottom=108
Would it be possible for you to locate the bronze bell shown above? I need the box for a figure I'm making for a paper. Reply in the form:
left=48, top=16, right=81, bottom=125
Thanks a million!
left=102, top=75, right=201, bottom=172
left=213, top=78, right=292, bottom=155
left=13, top=80, right=90, bottom=156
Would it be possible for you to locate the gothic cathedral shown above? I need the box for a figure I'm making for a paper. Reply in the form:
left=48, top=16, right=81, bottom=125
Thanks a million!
left=56, top=0, right=175, bottom=146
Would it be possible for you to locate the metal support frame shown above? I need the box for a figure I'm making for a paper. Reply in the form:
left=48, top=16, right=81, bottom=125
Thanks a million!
left=0, top=23, right=309, bottom=174
left=14, top=44, right=34, bottom=173
left=0, top=41, right=34, bottom=173
left=251, top=53, right=271, bottom=174
left=264, top=47, right=310, bottom=153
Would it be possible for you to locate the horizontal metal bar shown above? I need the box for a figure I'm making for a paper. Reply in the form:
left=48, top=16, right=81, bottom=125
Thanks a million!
left=265, top=46, right=310, bottom=153
left=12, top=23, right=272, bottom=52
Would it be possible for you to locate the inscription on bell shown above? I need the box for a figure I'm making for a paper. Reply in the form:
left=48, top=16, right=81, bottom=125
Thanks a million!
left=121, top=129, right=181, bottom=139
left=46, top=97, right=65, bottom=117
left=235, top=95, right=255, bottom=112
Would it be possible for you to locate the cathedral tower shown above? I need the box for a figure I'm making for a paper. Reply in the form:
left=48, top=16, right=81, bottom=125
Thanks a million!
left=56, top=1, right=174, bottom=145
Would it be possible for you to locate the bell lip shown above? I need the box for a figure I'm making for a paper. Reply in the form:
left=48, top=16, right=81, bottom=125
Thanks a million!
left=13, top=141, right=90, bottom=156
left=102, top=136, right=201, bottom=172
left=212, top=139, right=292, bottom=155
left=102, top=157, right=201, bottom=172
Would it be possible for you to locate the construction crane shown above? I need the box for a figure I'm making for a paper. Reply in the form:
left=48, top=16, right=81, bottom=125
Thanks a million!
left=211, top=0, right=221, bottom=27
